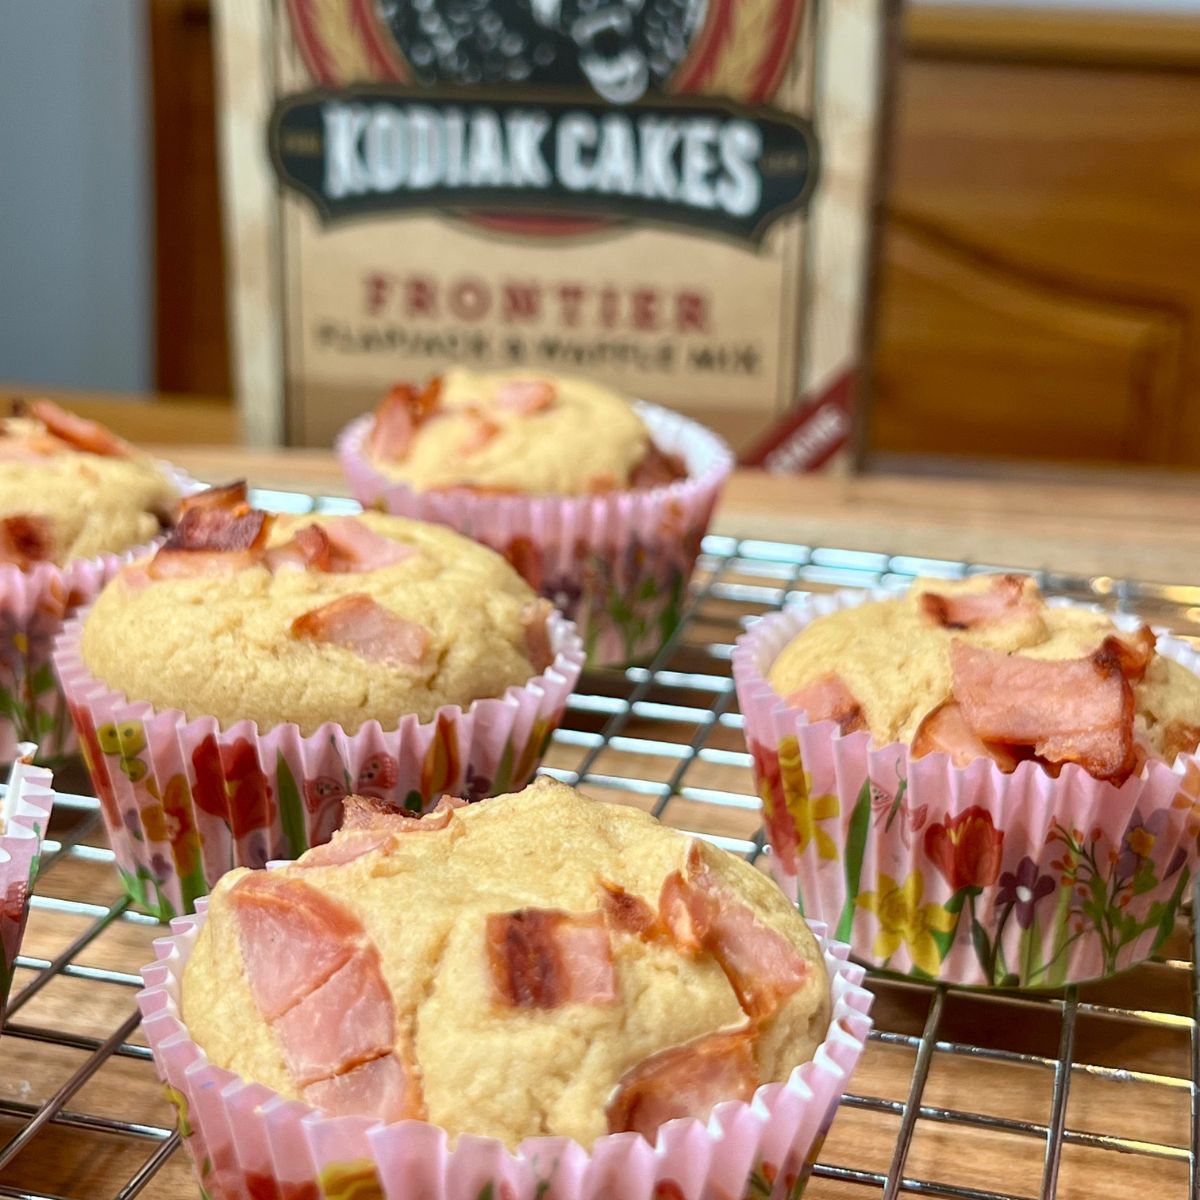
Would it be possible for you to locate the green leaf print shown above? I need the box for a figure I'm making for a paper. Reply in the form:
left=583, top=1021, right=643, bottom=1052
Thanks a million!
left=492, top=739, right=515, bottom=796
left=746, top=1165, right=773, bottom=1198
left=27, top=662, right=56, bottom=698
left=835, top=779, right=873, bottom=943
left=118, top=866, right=177, bottom=922
left=275, top=752, right=308, bottom=858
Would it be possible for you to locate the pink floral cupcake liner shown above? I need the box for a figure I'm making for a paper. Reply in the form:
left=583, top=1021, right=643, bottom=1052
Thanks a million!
left=733, top=590, right=1200, bottom=989
left=1, top=748, right=56, bottom=1021
left=139, top=891, right=872, bottom=1200
left=338, top=401, right=734, bottom=667
left=0, top=554, right=147, bottom=765
left=53, top=611, right=584, bottom=922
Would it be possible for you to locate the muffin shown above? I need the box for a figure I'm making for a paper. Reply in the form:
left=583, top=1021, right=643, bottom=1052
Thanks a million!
left=767, top=574, right=1200, bottom=782
left=734, top=576, right=1200, bottom=988
left=140, top=781, right=872, bottom=1200
left=81, top=490, right=555, bottom=734
left=338, top=369, right=734, bottom=666
left=0, top=399, right=182, bottom=763
left=362, top=368, right=683, bottom=495
left=54, top=484, right=583, bottom=920
left=0, top=752, right=56, bottom=1023
left=0, top=399, right=178, bottom=565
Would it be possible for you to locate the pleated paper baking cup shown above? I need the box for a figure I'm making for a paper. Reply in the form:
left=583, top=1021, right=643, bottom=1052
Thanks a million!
left=338, top=401, right=734, bottom=667
left=53, top=611, right=584, bottom=921
left=0, top=553, right=149, bottom=766
left=1, top=750, right=56, bottom=1021
left=733, top=591, right=1200, bottom=989
left=139, top=895, right=871, bottom=1200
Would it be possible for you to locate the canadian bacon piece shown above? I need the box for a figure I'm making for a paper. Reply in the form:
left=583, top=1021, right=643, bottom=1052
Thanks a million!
left=272, top=949, right=396, bottom=1086
left=598, top=880, right=660, bottom=938
left=629, top=444, right=688, bottom=490
left=290, top=594, right=429, bottom=670
left=461, top=411, right=502, bottom=455
left=230, top=873, right=361, bottom=1021
left=321, top=517, right=417, bottom=573
left=950, top=640, right=1135, bottom=782
left=521, top=599, right=555, bottom=673
left=295, top=830, right=393, bottom=869
left=487, top=909, right=617, bottom=1008
left=341, top=792, right=463, bottom=833
left=1103, top=628, right=1156, bottom=682
left=179, top=481, right=249, bottom=516
left=231, top=872, right=422, bottom=1123
left=161, top=505, right=272, bottom=554
left=784, top=674, right=868, bottom=736
left=606, top=1028, right=758, bottom=1140
left=148, top=504, right=274, bottom=579
left=493, top=379, right=556, bottom=414
left=659, top=843, right=810, bottom=1020
left=28, top=398, right=131, bottom=457
left=369, top=379, right=442, bottom=461
left=296, top=795, right=464, bottom=869
left=303, top=1053, right=419, bottom=1123
left=919, top=574, right=1039, bottom=631
left=911, top=700, right=1022, bottom=772
left=0, top=515, right=55, bottom=567
left=265, top=523, right=333, bottom=573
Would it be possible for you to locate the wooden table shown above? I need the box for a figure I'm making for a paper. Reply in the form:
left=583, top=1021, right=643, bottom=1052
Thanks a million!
left=2, top=447, right=1198, bottom=1200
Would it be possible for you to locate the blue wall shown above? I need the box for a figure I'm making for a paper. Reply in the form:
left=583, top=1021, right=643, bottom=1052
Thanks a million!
left=0, top=0, right=152, bottom=393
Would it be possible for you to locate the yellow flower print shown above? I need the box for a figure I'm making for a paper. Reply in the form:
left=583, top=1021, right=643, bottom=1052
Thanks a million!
left=163, top=1084, right=193, bottom=1138
left=778, top=736, right=840, bottom=860
left=96, top=720, right=148, bottom=782
left=141, top=775, right=201, bottom=877
left=1172, top=759, right=1200, bottom=836
left=857, top=870, right=956, bottom=976
left=318, top=1159, right=384, bottom=1199
left=97, top=720, right=147, bottom=756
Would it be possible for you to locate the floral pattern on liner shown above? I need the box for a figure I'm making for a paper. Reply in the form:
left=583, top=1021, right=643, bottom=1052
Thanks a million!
left=337, top=401, right=733, bottom=667
left=139, top=896, right=871, bottom=1200
left=0, top=557, right=128, bottom=765
left=733, top=591, right=1200, bottom=988
left=53, top=611, right=584, bottom=922
left=0, top=752, right=56, bottom=1021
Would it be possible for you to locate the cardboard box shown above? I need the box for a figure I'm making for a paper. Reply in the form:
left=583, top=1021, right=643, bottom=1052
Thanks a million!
left=214, top=0, right=897, bottom=467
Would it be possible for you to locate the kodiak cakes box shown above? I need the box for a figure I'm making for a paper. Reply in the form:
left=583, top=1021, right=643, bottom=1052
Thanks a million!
left=213, top=0, right=895, bottom=465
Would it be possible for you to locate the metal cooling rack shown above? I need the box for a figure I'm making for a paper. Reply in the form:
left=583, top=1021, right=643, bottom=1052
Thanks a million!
left=1, top=489, right=1198, bottom=1199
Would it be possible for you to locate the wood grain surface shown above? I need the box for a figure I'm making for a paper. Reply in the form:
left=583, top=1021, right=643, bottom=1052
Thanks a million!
left=1, top=448, right=1197, bottom=1199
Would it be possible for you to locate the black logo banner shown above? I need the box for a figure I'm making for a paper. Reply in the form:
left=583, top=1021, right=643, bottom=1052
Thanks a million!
left=269, top=86, right=819, bottom=245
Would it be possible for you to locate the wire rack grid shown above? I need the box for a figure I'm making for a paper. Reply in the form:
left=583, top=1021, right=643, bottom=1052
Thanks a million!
left=0, top=488, right=1198, bottom=1200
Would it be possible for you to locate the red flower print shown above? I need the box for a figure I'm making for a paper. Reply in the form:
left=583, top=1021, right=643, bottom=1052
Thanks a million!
left=72, top=703, right=122, bottom=829
left=191, top=736, right=276, bottom=839
left=243, top=1174, right=319, bottom=1200
left=141, top=774, right=201, bottom=877
left=924, top=806, right=1004, bottom=891
left=749, top=737, right=794, bottom=871
left=419, top=713, right=461, bottom=799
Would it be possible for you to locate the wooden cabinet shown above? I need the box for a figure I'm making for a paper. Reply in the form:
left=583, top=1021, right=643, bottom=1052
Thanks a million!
left=868, top=5, right=1200, bottom=467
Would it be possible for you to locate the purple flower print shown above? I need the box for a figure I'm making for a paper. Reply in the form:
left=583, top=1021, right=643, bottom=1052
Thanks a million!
left=462, top=763, right=492, bottom=804
left=996, top=857, right=1055, bottom=929
left=1117, top=808, right=1171, bottom=882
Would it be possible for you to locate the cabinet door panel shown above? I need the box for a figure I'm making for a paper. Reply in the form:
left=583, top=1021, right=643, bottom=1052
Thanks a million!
left=873, top=218, right=1185, bottom=462
left=871, top=54, right=1200, bottom=465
